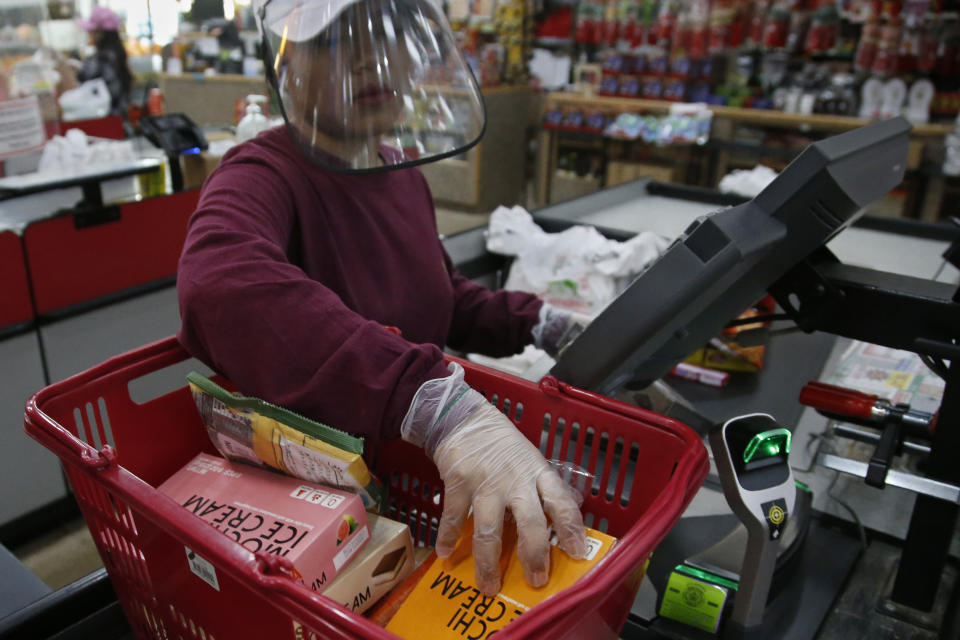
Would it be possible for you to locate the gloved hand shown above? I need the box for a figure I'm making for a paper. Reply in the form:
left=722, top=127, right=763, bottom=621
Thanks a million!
left=401, top=362, right=587, bottom=595
left=531, top=304, right=592, bottom=358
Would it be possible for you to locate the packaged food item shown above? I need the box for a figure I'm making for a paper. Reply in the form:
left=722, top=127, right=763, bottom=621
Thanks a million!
left=321, top=514, right=415, bottom=615
left=159, top=453, right=370, bottom=592
left=368, top=551, right=438, bottom=627
left=561, top=109, right=585, bottom=131
left=762, top=5, right=790, bottom=48
left=683, top=295, right=775, bottom=373
left=187, top=372, right=386, bottom=511
left=385, top=519, right=617, bottom=639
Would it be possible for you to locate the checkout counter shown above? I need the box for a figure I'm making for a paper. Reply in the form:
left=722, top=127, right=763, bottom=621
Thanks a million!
left=2, top=126, right=959, bottom=638
left=0, top=143, right=200, bottom=541
left=0, top=169, right=960, bottom=638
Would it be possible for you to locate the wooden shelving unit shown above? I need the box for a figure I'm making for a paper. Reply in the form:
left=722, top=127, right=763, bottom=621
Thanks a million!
left=536, top=92, right=954, bottom=219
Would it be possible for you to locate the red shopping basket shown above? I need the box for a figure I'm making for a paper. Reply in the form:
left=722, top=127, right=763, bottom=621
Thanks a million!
left=24, top=337, right=708, bottom=640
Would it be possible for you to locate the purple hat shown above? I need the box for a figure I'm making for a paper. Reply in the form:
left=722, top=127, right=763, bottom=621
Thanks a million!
left=77, top=6, right=122, bottom=32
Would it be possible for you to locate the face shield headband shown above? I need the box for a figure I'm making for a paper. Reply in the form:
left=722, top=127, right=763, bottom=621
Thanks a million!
left=258, top=0, right=487, bottom=173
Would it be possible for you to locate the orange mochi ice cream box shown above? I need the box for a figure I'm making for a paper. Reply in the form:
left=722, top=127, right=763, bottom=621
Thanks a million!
left=159, top=452, right=370, bottom=592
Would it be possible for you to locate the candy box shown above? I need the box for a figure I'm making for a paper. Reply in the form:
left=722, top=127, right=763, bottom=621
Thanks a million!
left=159, top=453, right=370, bottom=592
left=322, top=513, right=415, bottom=614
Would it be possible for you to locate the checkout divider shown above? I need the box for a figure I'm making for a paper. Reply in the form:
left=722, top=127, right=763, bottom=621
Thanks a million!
left=0, top=189, right=200, bottom=543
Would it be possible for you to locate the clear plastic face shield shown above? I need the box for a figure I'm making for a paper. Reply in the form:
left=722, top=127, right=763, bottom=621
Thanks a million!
left=258, top=0, right=486, bottom=172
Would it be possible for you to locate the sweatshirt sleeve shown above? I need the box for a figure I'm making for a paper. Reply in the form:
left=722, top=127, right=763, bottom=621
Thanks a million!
left=441, top=245, right=543, bottom=357
left=176, top=159, right=450, bottom=444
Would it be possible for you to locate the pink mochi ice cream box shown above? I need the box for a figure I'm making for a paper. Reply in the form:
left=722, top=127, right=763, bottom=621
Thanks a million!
left=159, top=453, right=370, bottom=592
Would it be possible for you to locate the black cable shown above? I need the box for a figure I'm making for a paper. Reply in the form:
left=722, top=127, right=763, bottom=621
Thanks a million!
left=807, top=432, right=868, bottom=550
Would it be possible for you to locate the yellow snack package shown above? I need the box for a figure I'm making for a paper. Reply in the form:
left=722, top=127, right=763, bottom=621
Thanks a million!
left=187, top=372, right=386, bottom=512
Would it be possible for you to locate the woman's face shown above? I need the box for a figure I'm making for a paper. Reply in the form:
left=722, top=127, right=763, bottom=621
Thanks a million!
left=281, top=11, right=414, bottom=140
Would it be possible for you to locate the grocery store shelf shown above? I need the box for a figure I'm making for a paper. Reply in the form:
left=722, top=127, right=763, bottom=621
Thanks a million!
left=545, top=92, right=954, bottom=137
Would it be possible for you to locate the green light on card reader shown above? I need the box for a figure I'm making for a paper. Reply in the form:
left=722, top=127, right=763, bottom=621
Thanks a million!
left=743, top=428, right=791, bottom=464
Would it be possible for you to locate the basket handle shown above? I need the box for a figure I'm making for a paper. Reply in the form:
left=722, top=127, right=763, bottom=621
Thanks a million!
left=24, top=337, right=189, bottom=467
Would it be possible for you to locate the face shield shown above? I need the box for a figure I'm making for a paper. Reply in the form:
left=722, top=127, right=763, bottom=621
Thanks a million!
left=258, top=0, right=486, bottom=173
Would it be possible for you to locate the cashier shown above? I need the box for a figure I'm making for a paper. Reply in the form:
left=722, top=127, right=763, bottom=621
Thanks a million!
left=177, top=0, right=587, bottom=595
left=77, top=6, right=133, bottom=118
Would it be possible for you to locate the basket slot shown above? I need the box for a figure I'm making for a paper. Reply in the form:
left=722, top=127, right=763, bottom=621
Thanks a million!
left=97, top=397, right=116, bottom=448
left=597, top=517, right=609, bottom=533
left=537, top=413, right=551, bottom=456
left=608, top=437, right=628, bottom=502
left=69, top=467, right=116, bottom=526
left=409, top=509, right=430, bottom=545
left=98, top=524, right=153, bottom=591
left=548, top=417, right=566, bottom=461
left=584, top=512, right=594, bottom=528
left=590, top=432, right=610, bottom=498
left=84, top=403, right=103, bottom=449
left=556, top=420, right=577, bottom=465
left=599, top=433, right=619, bottom=502
left=620, top=443, right=641, bottom=507
left=515, top=402, right=524, bottom=422
left=168, top=602, right=216, bottom=640
left=72, top=397, right=116, bottom=451
left=145, top=601, right=169, bottom=639
left=66, top=464, right=143, bottom=538
left=584, top=427, right=602, bottom=494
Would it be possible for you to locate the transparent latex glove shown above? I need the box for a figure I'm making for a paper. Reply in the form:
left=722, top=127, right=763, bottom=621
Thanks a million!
left=401, top=362, right=588, bottom=595
left=531, top=304, right=592, bottom=358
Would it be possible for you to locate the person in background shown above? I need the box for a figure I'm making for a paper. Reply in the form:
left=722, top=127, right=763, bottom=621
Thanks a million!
left=77, top=6, right=133, bottom=118
left=178, top=0, right=589, bottom=597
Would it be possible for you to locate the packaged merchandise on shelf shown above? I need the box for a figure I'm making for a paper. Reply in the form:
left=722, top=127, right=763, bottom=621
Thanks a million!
left=604, top=108, right=712, bottom=144
left=619, top=74, right=643, bottom=97
left=384, top=518, right=617, bottom=639
left=682, top=295, right=776, bottom=373
left=158, top=453, right=370, bottom=592
left=545, top=0, right=958, bottom=121
left=583, top=109, right=610, bottom=133
left=561, top=109, right=586, bottom=130
left=187, top=372, right=386, bottom=512
left=321, top=514, right=415, bottom=614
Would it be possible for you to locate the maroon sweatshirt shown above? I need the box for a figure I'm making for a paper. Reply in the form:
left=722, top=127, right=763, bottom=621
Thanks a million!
left=177, top=126, right=541, bottom=452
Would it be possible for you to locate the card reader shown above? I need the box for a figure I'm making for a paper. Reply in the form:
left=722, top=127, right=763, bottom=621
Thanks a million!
left=709, top=414, right=796, bottom=638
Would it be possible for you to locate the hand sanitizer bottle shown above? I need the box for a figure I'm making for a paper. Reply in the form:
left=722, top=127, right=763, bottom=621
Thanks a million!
left=236, top=94, right=270, bottom=143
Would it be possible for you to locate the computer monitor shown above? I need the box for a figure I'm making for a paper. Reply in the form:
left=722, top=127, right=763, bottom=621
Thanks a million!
left=550, top=117, right=911, bottom=395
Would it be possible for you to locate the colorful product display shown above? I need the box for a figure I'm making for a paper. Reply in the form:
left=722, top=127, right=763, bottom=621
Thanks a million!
left=546, top=108, right=713, bottom=145
left=535, top=0, right=958, bottom=120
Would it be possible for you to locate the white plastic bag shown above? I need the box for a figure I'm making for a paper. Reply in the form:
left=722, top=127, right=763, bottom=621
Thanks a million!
left=58, top=78, right=111, bottom=121
left=486, top=206, right=670, bottom=316
left=718, top=165, right=778, bottom=197
left=37, top=128, right=137, bottom=174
